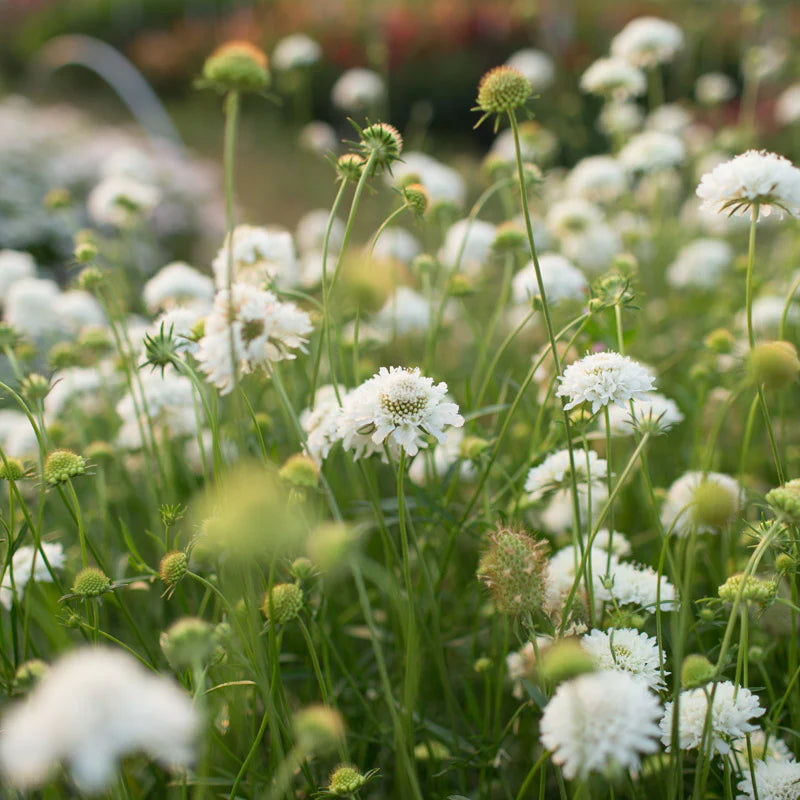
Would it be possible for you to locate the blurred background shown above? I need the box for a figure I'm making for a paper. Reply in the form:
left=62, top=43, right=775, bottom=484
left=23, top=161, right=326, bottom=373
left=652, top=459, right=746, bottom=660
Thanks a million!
left=0, top=0, right=798, bottom=270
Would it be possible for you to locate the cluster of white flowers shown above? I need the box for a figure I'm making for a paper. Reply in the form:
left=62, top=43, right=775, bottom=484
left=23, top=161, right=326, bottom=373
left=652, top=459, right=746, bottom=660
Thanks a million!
left=525, top=448, right=607, bottom=501
left=143, top=261, right=214, bottom=312
left=0, top=648, right=200, bottom=792
left=0, top=543, right=65, bottom=610
left=666, top=238, right=734, bottom=289
left=511, top=253, right=588, bottom=306
left=737, top=756, right=800, bottom=800
left=581, top=628, right=666, bottom=690
left=0, top=249, right=35, bottom=296
left=580, top=57, right=646, bottom=101
left=271, top=33, right=322, bottom=71
left=697, top=150, right=800, bottom=219
left=87, top=174, right=161, bottom=228
left=212, top=224, right=299, bottom=289
left=619, top=130, right=686, bottom=173
left=610, top=16, right=684, bottom=68
left=565, top=156, right=628, bottom=204
left=197, top=282, right=312, bottom=395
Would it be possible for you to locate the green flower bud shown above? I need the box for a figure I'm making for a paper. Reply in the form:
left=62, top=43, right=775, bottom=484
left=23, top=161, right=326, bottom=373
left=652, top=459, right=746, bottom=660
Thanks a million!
left=704, top=328, right=735, bottom=354
left=473, top=656, right=492, bottom=673
left=402, top=182, right=429, bottom=217
left=202, top=41, right=270, bottom=93
left=718, top=573, right=777, bottom=606
left=336, top=153, right=366, bottom=183
left=776, top=553, right=796, bottom=574
left=43, top=449, right=87, bottom=485
left=691, top=479, right=739, bottom=530
left=292, top=705, right=346, bottom=755
left=160, top=617, right=217, bottom=670
left=475, top=66, right=531, bottom=116
left=0, top=458, right=25, bottom=482
left=13, top=659, right=49, bottom=694
left=538, top=639, right=596, bottom=684
left=460, top=435, right=490, bottom=460
left=748, top=340, right=800, bottom=390
left=289, top=556, right=316, bottom=582
left=71, top=566, right=111, bottom=598
left=680, top=654, right=715, bottom=688
left=766, top=479, right=800, bottom=522
left=45, top=188, right=72, bottom=210
left=20, top=373, right=51, bottom=401
left=279, top=453, right=319, bottom=488
left=327, top=764, right=368, bottom=796
left=74, top=266, right=106, bottom=292
left=306, top=522, right=358, bottom=571
left=492, top=222, right=527, bottom=252
left=262, top=582, right=304, bottom=625
left=159, top=551, right=188, bottom=587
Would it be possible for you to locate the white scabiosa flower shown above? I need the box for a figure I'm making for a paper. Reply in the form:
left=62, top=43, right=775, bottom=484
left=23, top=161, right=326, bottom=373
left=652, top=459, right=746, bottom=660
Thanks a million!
left=666, top=238, right=734, bottom=289
left=0, top=543, right=65, bottom=610
left=151, top=304, right=209, bottom=357
left=744, top=295, right=800, bottom=336
left=300, top=384, right=344, bottom=464
left=525, top=448, right=607, bottom=501
left=512, top=253, right=588, bottom=306
left=598, top=101, right=644, bottom=138
left=0, top=647, right=200, bottom=792
left=0, top=410, right=38, bottom=459
left=87, top=174, right=160, bottom=228
left=196, top=283, right=312, bottom=395
left=734, top=730, right=795, bottom=764
left=646, top=103, right=692, bottom=136
left=580, top=57, right=646, bottom=101
left=556, top=351, right=655, bottom=414
left=581, top=628, right=666, bottom=690
left=619, top=130, right=686, bottom=173
left=660, top=471, right=744, bottom=536
left=565, top=156, right=628, bottom=204
left=661, top=681, right=765, bottom=755
left=295, top=210, right=345, bottom=256
left=212, top=224, right=299, bottom=289
left=438, top=218, right=496, bottom=278
left=407, top=427, right=475, bottom=485
left=143, top=262, right=214, bottom=312
left=695, top=72, right=737, bottom=106
left=336, top=366, right=464, bottom=459
left=373, top=286, right=443, bottom=337
left=607, top=560, right=677, bottom=612
left=0, top=250, right=36, bottom=298
left=610, top=16, right=684, bottom=68
left=390, top=152, right=466, bottom=210
left=44, top=367, right=108, bottom=422
left=696, top=150, right=800, bottom=220
left=546, top=198, right=604, bottom=238
left=506, top=48, right=555, bottom=93
left=4, top=278, right=63, bottom=340
left=331, top=68, right=385, bottom=112
left=299, top=120, right=339, bottom=155
left=561, top=223, right=623, bottom=274
left=601, top=392, right=684, bottom=435
left=540, top=670, right=662, bottom=780
left=737, top=756, right=800, bottom=800
left=545, top=546, right=617, bottom=618
left=272, top=33, right=322, bottom=71
left=53, top=291, right=105, bottom=336
left=775, top=84, right=800, bottom=127
left=489, top=124, right=558, bottom=166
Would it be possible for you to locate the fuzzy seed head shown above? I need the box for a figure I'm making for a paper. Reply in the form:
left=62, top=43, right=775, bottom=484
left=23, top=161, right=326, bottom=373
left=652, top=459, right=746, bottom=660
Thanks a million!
left=328, top=764, right=367, bottom=795
left=767, top=479, right=800, bottom=522
left=292, top=705, right=346, bottom=754
left=279, top=453, right=319, bottom=488
left=43, top=449, right=87, bottom=485
left=74, top=266, right=106, bottom=292
left=159, top=551, right=188, bottom=587
left=748, top=340, right=800, bottom=390
left=336, top=153, right=365, bottom=182
left=539, top=639, right=596, bottom=684
left=690, top=479, right=738, bottom=530
left=681, top=654, right=715, bottom=688
left=476, top=527, right=548, bottom=615
left=0, top=458, right=25, bottom=481
left=476, top=66, right=532, bottom=114
left=262, top=582, right=304, bottom=625
left=20, top=373, right=50, bottom=401
left=718, top=573, right=777, bottom=605
left=71, top=566, right=111, bottom=598
left=359, top=122, right=403, bottom=169
left=402, top=183, right=429, bottom=216
left=202, top=41, right=270, bottom=93
left=160, top=617, right=217, bottom=669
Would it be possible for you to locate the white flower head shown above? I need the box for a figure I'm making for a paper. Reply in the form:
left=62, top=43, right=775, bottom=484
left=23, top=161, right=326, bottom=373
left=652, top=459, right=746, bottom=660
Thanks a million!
left=438, top=218, right=496, bottom=277
left=619, top=131, right=686, bottom=173
left=540, top=670, right=662, bottom=779
left=581, top=628, right=667, bottom=690
left=566, top=156, right=628, bottom=204
left=661, top=681, right=765, bottom=756
left=601, top=393, right=684, bottom=435
left=196, top=282, right=312, bottom=395
left=660, top=471, right=743, bottom=536
left=143, top=262, right=214, bottom=312
left=300, top=384, right=345, bottom=464
left=0, top=250, right=36, bottom=297
left=390, top=151, right=466, bottom=210
left=295, top=210, right=345, bottom=256
left=525, top=448, right=607, bottom=501
left=666, top=238, right=734, bottom=290
left=336, top=366, right=464, bottom=459
left=696, top=150, right=800, bottom=220
left=0, top=543, right=65, bottom=610
left=512, top=253, right=588, bottom=306
left=87, top=174, right=160, bottom=228
left=580, top=57, right=646, bottom=101
left=272, top=33, right=322, bottom=71
left=611, top=16, right=684, bottom=68
left=331, top=68, right=385, bottom=112
left=212, top=224, right=299, bottom=289
left=598, top=101, right=644, bottom=138
left=695, top=72, right=737, bottom=107
left=607, top=560, right=677, bottom=612
left=556, top=351, right=655, bottom=414
left=0, top=647, right=200, bottom=792
left=299, top=120, right=338, bottom=156
left=737, top=756, right=800, bottom=800
left=775, top=84, right=800, bottom=127
left=506, top=48, right=555, bottom=92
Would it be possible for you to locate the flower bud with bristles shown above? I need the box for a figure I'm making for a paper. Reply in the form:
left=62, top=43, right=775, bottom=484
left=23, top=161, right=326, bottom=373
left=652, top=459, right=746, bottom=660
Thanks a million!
left=336, top=153, right=365, bottom=183
left=748, top=340, right=800, bottom=390
left=767, top=479, right=800, bottom=522
left=45, top=188, right=72, bottom=211
left=292, top=705, right=346, bottom=755
left=680, top=654, right=715, bottom=688
left=159, top=551, right=188, bottom=587
left=704, top=328, right=735, bottom=354
left=74, top=266, right=106, bottom=293
left=538, top=639, right=596, bottom=684
left=0, top=458, right=25, bottom=481
left=71, top=566, right=111, bottom=598
left=327, top=764, right=374, bottom=795
left=460, top=435, right=490, bottom=460
left=160, top=617, right=217, bottom=669
left=358, top=122, right=403, bottom=171
left=401, top=183, right=429, bottom=217
left=718, top=573, right=777, bottom=606
left=202, top=41, right=270, bottom=93
left=43, top=449, right=87, bottom=485
left=262, top=582, right=304, bottom=625
left=492, top=222, right=527, bottom=253
left=279, top=453, right=319, bottom=488
left=73, top=240, right=98, bottom=264
left=475, top=66, right=532, bottom=123
left=20, top=373, right=51, bottom=402
left=476, top=527, right=548, bottom=616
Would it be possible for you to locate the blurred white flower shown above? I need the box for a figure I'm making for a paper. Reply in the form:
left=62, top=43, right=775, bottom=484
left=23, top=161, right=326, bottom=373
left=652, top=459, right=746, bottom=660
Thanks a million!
left=371, top=227, right=421, bottom=264
left=580, top=57, right=646, bottom=101
left=525, top=448, right=608, bottom=501
left=598, top=101, right=644, bottom=138
left=438, top=218, right=496, bottom=277
left=566, top=156, right=628, bottom=204
left=0, top=647, right=200, bottom=792
left=331, top=68, right=385, bottom=112
left=212, top=224, right=299, bottom=289
left=660, top=470, right=744, bottom=536
left=619, top=131, right=686, bottom=173
left=295, top=210, right=345, bottom=256
left=389, top=151, right=466, bottom=210
left=0, top=543, right=65, bottom=610
left=300, top=384, right=344, bottom=464
left=600, top=393, right=684, bottom=435
left=611, top=16, right=684, bottom=68
left=666, top=238, right=734, bottom=289
left=540, top=670, right=662, bottom=779
left=143, top=262, right=214, bottom=313
left=272, top=33, right=322, bottom=71
left=512, top=253, right=588, bottom=305
left=737, top=756, right=800, bottom=800
left=87, top=174, right=160, bottom=228
left=299, top=120, right=339, bottom=155
left=506, top=48, right=555, bottom=92
left=0, top=250, right=35, bottom=298
left=695, top=72, right=737, bottom=106
left=775, top=84, right=800, bottom=127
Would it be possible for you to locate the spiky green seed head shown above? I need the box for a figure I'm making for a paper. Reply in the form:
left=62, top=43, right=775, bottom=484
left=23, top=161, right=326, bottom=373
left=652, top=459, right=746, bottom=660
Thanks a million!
left=160, top=617, right=217, bottom=669
left=20, top=373, right=50, bottom=401
left=718, top=573, right=777, bottom=606
left=767, top=479, right=800, bottom=522
left=748, top=340, right=800, bottom=390
left=71, top=566, right=111, bottom=598
left=402, top=182, right=429, bottom=217
left=279, top=453, right=319, bottom=488
left=476, top=66, right=531, bottom=115
left=159, top=551, right=188, bottom=587
left=680, top=654, right=715, bottom=688
left=336, top=153, right=365, bottom=183
left=262, top=582, right=304, bottom=625
left=48, top=342, right=84, bottom=370
left=290, top=556, right=316, bottom=582
left=74, top=265, right=105, bottom=292
left=359, top=122, right=403, bottom=170
left=538, top=639, right=596, bottom=684
left=13, top=659, right=49, bottom=694
left=202, top=41, right=270, bottom=93
left=43, top=449, right=87, bottom=485
left=690, top=479, right=738, bottom=530
left=292, top=705, right=346, bottom=755
left=704, top=328, right=735, bottom=354
left=476, top=527, right=548, bottom=616
left=0, top=458, right=25, bottom=481
left=327, top=764, right=367, bottom=795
